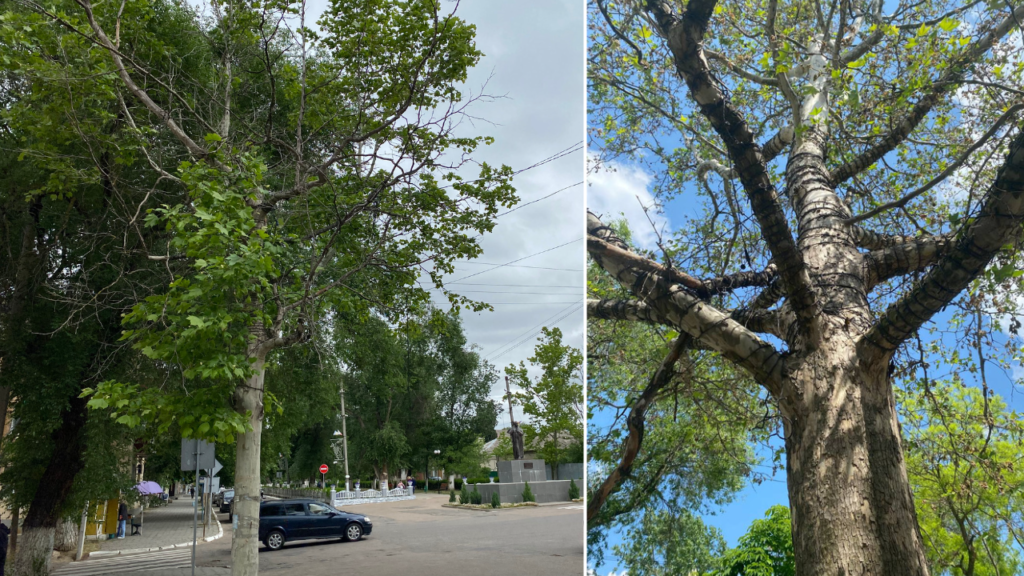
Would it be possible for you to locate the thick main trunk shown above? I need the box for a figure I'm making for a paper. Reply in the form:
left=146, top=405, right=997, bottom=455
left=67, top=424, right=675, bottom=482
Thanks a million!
left=53, top=518, right=77, bottom=552
left=12, top=394, right=88, bottom=576
left=784, top=342, right=928, bottom=576
left=231, top=356, right=266, bottom=576
left=11, top=528, right=52, bottom=576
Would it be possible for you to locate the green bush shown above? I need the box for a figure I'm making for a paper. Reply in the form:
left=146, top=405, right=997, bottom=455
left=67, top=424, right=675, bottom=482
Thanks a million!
left=429, top=478, right=463, bottom=491
left=459, top=484, right=470, bottom=504
left=491, top=491, right=501, bottom=508
left=522, top=481, right=535, bottom=503
left=568, top=478, right=580, bottom=500
left=449, top=489, right=456, bottom=503
left=470, top=486, right=482, bottom=505
left=466, top=476, right=490, bottom=485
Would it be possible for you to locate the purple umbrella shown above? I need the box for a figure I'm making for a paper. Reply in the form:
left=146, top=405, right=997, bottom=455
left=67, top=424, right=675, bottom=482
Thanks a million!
left=133, top=481, right=163, bottom=526
left=135, top=481, right=163, bottom=495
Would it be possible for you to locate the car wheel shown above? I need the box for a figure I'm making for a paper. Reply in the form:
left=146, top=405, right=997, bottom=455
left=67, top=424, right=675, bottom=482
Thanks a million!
left=344, top=523, right=363, bottom=542
left=265, top=530, right=285, bottom=551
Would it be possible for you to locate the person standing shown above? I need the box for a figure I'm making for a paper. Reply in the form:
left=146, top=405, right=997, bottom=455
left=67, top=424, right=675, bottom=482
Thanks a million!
left=408, top=476, right=415, bottom=494
left=117, top=500, right=127, bottom=539
left=0, top=521, right=10, bottom=576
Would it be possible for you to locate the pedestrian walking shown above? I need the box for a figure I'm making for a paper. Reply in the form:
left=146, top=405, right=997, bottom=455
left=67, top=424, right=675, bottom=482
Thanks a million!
left=0, top=521, right=10, bottom=576
left=117, top=500, right=128, bottom=539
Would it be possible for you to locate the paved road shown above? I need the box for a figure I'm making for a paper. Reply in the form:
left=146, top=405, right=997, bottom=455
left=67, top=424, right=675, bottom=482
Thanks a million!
left=193, top=492, right=584, bottom=576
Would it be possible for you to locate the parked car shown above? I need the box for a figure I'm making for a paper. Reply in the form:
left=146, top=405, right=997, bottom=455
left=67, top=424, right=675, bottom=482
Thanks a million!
left=219, top=489, right=235, bottom=513
left=258, top=499, right=372, bottom=551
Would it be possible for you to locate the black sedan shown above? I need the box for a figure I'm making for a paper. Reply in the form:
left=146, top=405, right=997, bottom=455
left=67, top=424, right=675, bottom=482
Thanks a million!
left=219, top=490, right=235, bottom=513
left=258, top=499, right=372, bottom=551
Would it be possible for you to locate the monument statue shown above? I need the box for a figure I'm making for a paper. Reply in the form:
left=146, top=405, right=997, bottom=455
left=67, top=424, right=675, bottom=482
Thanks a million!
left=505, top=375, right=526, bottom=460
left=509, top=421, right=525, bottom=461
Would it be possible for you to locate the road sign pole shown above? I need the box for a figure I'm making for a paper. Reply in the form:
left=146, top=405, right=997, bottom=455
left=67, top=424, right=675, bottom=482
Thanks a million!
left=192, top=440, right=199, bottom=576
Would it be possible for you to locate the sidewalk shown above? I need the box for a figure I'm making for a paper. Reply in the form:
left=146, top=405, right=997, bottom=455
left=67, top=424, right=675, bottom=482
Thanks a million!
left=94, top=497, right=223, bottom=555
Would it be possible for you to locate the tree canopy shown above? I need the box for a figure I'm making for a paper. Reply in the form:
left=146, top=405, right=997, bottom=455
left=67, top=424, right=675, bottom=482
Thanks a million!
left=587, top=0, right=1024, bottom=574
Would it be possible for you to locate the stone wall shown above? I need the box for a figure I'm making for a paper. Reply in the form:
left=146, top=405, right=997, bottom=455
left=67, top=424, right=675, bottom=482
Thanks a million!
left=497, top=459, right=548, bottom=483
left=470, top=480, right=571, bottom=504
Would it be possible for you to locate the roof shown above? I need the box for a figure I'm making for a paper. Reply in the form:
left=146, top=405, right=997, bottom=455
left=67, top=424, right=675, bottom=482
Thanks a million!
left=482, top=428, right=577, bottom=454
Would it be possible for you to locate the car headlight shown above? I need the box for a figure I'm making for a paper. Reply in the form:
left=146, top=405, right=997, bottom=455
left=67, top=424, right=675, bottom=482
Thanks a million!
left=363, top=517, right=371, bottom=523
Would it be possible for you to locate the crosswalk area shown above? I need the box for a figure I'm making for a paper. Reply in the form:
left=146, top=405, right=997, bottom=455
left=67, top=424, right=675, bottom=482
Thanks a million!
left=52, top=547, right=194, bottom=576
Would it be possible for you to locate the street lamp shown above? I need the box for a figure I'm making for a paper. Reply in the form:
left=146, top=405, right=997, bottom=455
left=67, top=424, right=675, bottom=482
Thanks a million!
left=428, top=449, right=440, bottom=493
left=278, top=453, right=289, bottom=485
left=332, top=430, right=350, bottom=492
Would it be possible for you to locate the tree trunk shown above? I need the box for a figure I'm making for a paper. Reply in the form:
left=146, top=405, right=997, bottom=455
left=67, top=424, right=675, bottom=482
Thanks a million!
left=9, top=506, right=18, bottom=565
left=12, top=394, right=88, bottom=576
left=53, top=518, right=77, bottom=553
left=231, top=356, right=266, bottom=576
left=784, top=341, right=929, bottom=576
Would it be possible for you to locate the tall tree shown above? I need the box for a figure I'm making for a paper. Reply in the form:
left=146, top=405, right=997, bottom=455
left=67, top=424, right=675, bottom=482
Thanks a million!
left=339, top=308, right=498, bottom=483
left=7, top=2, right=517, bottom=576
left=588, top=0, right=1024, bottom=574
left=505, top=327, right=584, bottom=475
left=900, top=380, right=1024, bottom=576
left=0, top=2, right=204, bottom=572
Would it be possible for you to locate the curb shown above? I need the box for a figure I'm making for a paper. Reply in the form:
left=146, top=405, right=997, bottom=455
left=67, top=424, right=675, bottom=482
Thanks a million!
left=441, top=503, right=540, bottom=511
left=88, top=513, right=223, bottom=558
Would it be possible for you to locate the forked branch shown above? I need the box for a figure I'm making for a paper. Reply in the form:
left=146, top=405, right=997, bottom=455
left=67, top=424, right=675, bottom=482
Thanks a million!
left=831, top=5, right=1024, bottom=187
left=589, top=211, right=785, bottom=392
left=864, top=124, right=1024, bottom=351
left=643, top=0, right=821, bottom=346
left=587, top=334, right=691, bottom=525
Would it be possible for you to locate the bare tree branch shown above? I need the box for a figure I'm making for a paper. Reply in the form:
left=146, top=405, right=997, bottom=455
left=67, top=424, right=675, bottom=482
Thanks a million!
left=846, top=103, right=1024, bottom=225
left=863, top=123, right=1024, bottom=351
left=589, top=211, right=785, bottom=391
left=831, top=5, right=1024, bottom=187
left=643, top=0, right=821, bottom=346
left=587, top=334, right=691, bottom=525
left=863, top=235, right=956, bottom=289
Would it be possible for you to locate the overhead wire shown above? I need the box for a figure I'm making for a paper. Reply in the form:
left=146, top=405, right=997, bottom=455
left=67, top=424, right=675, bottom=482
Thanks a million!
left=486, top=303, right=584, bottom=363
left=447, top=238, right=583, bottom=284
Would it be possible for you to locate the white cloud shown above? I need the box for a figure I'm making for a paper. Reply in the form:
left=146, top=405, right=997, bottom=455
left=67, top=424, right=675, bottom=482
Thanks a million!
left=587, top=159, right=669, bottom=251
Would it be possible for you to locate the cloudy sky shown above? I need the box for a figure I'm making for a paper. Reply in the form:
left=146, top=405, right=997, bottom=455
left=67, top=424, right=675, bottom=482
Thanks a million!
left=292, top=0, right=586, bottom=428
left=442, top=1, right=584, bottom=427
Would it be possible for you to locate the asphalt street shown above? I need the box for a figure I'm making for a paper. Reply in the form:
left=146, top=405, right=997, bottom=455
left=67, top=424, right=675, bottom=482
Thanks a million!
left=193, top=492, right=584, bottom=576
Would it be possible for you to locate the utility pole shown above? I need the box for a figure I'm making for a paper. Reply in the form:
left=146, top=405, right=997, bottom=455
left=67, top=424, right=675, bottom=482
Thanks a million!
left=339, top=378, right=350, bottom=492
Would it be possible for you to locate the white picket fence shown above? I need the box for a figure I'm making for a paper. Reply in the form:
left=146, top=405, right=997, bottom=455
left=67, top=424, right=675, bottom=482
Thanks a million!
left=333, top=486, right=414, bottom=506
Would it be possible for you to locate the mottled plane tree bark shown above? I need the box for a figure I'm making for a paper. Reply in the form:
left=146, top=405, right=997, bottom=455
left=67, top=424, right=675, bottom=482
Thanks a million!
left=588, top=1, right=1024, bottom=574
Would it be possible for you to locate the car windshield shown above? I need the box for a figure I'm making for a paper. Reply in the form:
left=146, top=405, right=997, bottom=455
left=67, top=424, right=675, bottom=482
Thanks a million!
left=224, top=491, right=234, bottom=497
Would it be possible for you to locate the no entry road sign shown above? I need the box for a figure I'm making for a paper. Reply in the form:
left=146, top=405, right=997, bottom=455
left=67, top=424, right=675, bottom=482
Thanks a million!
left=319, top=464, right=328, bottom=474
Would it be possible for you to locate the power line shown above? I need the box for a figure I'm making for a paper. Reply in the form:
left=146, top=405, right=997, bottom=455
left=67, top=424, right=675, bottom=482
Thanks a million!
left=448, top=238, right=583, bottom=284
left=439, top=141, right=582, bottom=190
left=484, top=301, right=581, bottom=361
left=430, top=289, right=583, bottom=295
left=495, top=181, right=582, bottom=219
left=451, top=262, right=582, bottom=272
left=510, top=142, right=583, bottom=176
left=487, top=304, right=584, bottom=363
left=447, top=282, right=583, bottom=288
